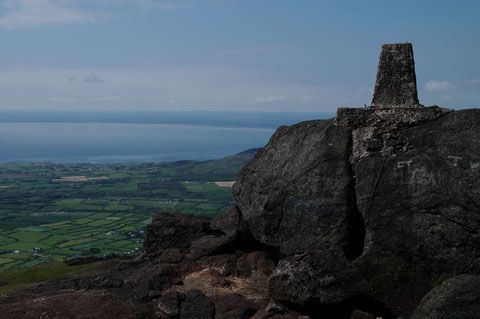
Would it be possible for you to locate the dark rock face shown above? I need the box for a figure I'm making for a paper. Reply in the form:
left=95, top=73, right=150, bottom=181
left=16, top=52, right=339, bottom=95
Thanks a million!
left=210, top=293, right=258, bottom=319
left=269, top=249, right=368, bottom=305
left=156, top=289, right=215, bottom=319
left=411, top=275, right=480, bottom=319
left=243, top=108, right=479, bottom=317
left=371, top=43, right=420, bottom=108
left=180, top=290, right=215, bottom=319
left=210, top=205, right=243, bottom=237
left=157, top=289, right=183, bottom=318
left=143, top=212, right=213, bottom=258
left=233, top=120, right=361, bottom=258
left=353, top=109, right=480, bottom=312
left=351, top=309, right=374, bottom=319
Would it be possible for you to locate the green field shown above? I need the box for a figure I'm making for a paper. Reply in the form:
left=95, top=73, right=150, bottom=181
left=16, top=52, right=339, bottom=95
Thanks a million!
left=0, top=150, right=256, bottom=271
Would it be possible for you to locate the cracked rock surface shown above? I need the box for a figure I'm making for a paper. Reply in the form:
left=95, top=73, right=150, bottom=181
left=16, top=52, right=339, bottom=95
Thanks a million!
left=230, top=107, right=480, bottom=318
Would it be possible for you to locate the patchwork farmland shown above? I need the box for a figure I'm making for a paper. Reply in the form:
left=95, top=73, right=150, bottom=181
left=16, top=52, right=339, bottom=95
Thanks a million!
left=0, top=149, right=256, bottom=271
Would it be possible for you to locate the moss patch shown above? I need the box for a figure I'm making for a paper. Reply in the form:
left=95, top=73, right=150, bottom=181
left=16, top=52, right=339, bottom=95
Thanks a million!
left=0, top=261, right=97, bottom=292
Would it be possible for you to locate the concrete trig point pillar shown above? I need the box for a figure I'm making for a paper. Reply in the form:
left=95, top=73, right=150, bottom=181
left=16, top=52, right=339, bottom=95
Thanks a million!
left=334, top=43, right=451, bottom=129
left=371, top=43, right=423, bottom=108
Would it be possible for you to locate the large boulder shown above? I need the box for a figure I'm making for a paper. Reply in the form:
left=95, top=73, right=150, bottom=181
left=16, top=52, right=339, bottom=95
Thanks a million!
left=143, top=212, right=213, bottom=258
left=156, top=289, right=215, bottom=319
left=231, top=119, right=371, bottom=314
left=233, top=119, right=363, bottom=259
left=411, top=274, right=480, bottom=319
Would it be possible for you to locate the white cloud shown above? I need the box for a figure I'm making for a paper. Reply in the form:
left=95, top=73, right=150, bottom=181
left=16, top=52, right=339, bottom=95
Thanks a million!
left=49, top=97, right=78, bottom=102
left=465, top=78, right=480, bottom=86
left=0, top=0, right=95, bottom=29
left=0, top=66, right=345, bottom=112
left=253, top=96, right=285, bottom=103
left=299, top=96, right=312, bottom=101
left=49, top=96, right=120, bottom=102
left=135, top=1, right=191, bottom=11
left=222, top=45, right=289, bottom=54
left=79, top=0, right=191, bottom=12
left=425, top=80, right=453, bottom=92
left=89, top=96, right=119, bottom=101
left=0, top=0, right=190, bottom=29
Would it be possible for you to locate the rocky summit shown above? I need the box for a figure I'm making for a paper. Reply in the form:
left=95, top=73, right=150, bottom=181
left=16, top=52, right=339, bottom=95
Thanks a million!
left=1, top=43, right=479, bottom=319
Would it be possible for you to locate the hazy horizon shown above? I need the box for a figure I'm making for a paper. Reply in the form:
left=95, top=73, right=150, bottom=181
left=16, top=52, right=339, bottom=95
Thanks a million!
left=0, top=111, right=319, bottom=163
left=0, top=0, right=478, bottom=113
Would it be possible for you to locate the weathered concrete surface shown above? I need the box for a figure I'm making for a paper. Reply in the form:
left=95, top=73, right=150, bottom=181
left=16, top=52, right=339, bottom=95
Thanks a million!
left=371, top=43, right=421, bottom=108
left=335, top=106, right=453, bottom=164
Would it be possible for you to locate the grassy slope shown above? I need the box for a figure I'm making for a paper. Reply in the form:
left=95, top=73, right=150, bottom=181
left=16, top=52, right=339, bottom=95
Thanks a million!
left=0, top=261, right=98, bottom=292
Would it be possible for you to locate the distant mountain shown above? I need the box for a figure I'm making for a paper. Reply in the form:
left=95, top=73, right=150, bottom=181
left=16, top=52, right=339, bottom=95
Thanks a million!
left=190, top=148, right=261, bottom=176
left=154, top=148, right=260, bottom=181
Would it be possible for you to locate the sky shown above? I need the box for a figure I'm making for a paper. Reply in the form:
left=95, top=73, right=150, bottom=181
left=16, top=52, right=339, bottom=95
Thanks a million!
left=0, top=0, right=478, bottom=113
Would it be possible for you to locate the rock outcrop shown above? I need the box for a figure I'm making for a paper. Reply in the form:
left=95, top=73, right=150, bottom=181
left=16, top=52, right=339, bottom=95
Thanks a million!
left=142, top=212, right=214, bottom=258
left=225, top=42, right=480, bottom=317
left=1, top=43, right=478, bottom=319
left=411, top=274, right=480, bottom=319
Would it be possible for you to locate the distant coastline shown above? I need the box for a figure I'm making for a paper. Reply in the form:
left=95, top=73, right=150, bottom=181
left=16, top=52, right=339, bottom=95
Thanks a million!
left=0, top=111, right=332, bottom=129
left=0, top=121, right=276, bottom=164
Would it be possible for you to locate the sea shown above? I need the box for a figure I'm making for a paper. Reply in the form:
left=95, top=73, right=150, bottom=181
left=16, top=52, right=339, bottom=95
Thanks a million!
left=0, top=111, right=331, bottom=163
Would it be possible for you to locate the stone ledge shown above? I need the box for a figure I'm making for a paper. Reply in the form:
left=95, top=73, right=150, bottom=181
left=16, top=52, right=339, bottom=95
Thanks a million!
left=334, top=105, right=453, bottom=128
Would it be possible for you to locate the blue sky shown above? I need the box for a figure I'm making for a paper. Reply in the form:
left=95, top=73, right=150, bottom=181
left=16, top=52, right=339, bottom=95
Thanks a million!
left=0, top=0, right=478, bottom=113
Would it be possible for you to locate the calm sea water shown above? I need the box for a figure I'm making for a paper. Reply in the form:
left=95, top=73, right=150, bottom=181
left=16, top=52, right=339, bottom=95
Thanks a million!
left=0, top=122, right=275, bottom=163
